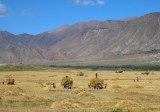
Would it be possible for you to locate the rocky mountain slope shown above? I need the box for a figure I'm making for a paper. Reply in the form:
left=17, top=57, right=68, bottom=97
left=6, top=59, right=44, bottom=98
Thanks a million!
left=0, top=12, right=160, bottom=65
left=48, top=13, right=160, bottom=60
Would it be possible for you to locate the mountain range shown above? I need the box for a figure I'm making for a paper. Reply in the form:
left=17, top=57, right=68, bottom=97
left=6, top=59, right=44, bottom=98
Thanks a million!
left=0, top=12, right=160, bottom=65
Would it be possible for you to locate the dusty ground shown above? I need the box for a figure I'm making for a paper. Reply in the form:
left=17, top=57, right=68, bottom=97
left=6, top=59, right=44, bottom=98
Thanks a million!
left=0, top=69, right=160, bottom=112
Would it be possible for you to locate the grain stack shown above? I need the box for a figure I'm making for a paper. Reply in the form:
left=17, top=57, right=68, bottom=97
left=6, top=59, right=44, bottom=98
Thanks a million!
left=6, top=78, right=15, bottom=85
left=90, top=73, right=104, bottom=89
left=77, top=72, right=84, bottom=76
left=61, top=76, right=73, bottom=89
left=115, top=69, right=123, bottom=73
left=144, top=71, right=150, bottom=75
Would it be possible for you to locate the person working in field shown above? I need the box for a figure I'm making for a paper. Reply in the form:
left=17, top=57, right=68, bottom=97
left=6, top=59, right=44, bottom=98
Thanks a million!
left=105, top=83, right=107, bottom=88
left=88, top=83, right=90, bottom=88
left=52, top=83, right=56, bottom=88
left=2, top=80, right=4, bottom=85
left=136, top=77, right=139, bottom=82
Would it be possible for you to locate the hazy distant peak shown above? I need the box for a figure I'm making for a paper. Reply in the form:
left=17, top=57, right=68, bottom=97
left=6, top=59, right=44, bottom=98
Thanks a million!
left=48, top=24, right=70, bottom=34
left=143, top=12, right=160, bottom=18
left=0, top=31, right=14, bottom=37
left=0, top=31, right=10, bottom=34
left=118, top=17, right=138, bottom=21
left=144, top=12, right=160, bottom=16
left=74, top=20, right=101, bottom=25
left=17, top=33, right=33, bottom=36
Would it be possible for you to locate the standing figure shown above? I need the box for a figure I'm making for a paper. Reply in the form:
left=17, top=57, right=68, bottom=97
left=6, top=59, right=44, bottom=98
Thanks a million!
left=2, top=80, right=4, bottom=85
left=96, top=73, right=98, bottom=78
left=136, top=77, right=139, bottom=82
left=88, top=83, right=90, bottom=88
left=105, top=83, right=107, bottom=88
left=52, top=83, right=56, bottom=88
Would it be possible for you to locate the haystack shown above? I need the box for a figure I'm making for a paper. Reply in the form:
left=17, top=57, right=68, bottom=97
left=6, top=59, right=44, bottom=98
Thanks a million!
left=6, top=78, right=15, bottom=85
left=141, top=71, right=150, bottom=75
left=144, top=71, right=150, bottom=75
left=115, top=70, right=123, bottom=73
left=61, top=76, right=73, bottom=88
left=77, top=72, right=84, bottom=76
left=90, top=78, right=104, bottom=89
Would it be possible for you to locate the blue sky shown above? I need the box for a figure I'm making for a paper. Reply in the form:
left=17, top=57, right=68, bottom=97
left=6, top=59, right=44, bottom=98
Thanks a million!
left=0, top=0, right=160, bottom=35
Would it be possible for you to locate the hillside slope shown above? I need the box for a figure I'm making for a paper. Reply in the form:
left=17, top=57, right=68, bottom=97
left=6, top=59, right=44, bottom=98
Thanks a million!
left=0, top=12, right=160, bottom=65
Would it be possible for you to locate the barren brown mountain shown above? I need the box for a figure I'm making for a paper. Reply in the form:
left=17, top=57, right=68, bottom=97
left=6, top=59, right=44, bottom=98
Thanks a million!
left=0, top=12, right=160, bottom=65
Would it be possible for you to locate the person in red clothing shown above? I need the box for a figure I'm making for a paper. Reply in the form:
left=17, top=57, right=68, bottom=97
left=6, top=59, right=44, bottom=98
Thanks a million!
left=105, top=83, right=107, bottom=88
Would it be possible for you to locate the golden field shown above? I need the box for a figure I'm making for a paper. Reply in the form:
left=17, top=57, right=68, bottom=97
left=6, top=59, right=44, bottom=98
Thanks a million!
left=0, top=69, right=160, bottom=112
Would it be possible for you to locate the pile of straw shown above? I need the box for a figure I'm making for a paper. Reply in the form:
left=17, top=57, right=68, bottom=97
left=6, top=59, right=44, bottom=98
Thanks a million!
left=61, top=76, right=73, bottom=86
left=115, top=70, right=123, bottom=73
left=90, top=78, right=104, bottom=88
left=77, top=72, right=84, bottom=76
left=6, top=78, right=15, bottom=85
left=51, top=99, right=84, bottom=109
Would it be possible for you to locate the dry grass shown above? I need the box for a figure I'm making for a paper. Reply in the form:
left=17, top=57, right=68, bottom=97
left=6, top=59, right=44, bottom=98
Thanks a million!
left=0, top=70, right=160, bottom=112
left=110, top=77, right=119, bottom=80
left=78, top=91, right=95, bottom=97
left=115, top=100, right=142, bottom=108
left=72, top=90, right=95, bottom=97
left=112, top=85, right=122, bottom=88
left=45, top=82, right=52, bottom=85
left=32, top=97, right=51, bottom=101
left=31, top=75, right=36, bottom=77
left=2, top=91, right=23, bottom=96
left=121, top=91, right=143, bottom=95
left=48, top=75, right=57, bottom=77
left=71, top=89, right=83, bottom=94
left=51, top=99, right=84, bottom=109
left=128, top=85, right=144, bottom=88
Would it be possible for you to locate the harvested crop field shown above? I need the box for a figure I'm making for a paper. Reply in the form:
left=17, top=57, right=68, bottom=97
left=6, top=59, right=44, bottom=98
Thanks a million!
left=0, top=69, right=160, bottom=112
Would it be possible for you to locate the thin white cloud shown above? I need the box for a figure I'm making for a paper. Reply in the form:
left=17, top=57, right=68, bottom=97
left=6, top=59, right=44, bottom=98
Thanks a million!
left=97, top=0, right=105, bottom=5
left=75, top=0, right=81, bottom=4
left=82, top=1, right=95, bottom=6
left=19, top=10, right=31, bottom=16
left=74, top=0, right=105, bottom=6
left=0, top=2, right=7, bottom=17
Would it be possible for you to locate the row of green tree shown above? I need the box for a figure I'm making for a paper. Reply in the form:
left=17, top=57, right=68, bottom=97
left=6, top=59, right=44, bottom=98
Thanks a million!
left=0, top=64, right=160, bottom=71
left=50, top=65, right=160, bottom=71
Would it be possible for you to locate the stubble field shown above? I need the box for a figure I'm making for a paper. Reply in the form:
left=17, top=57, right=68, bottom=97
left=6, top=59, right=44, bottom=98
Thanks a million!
left=0, top=69, right=160, bottom=112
